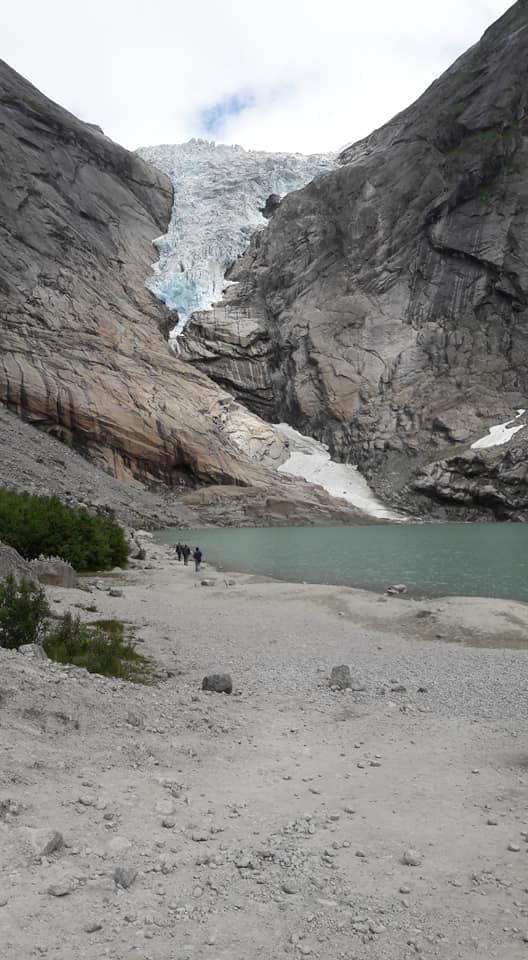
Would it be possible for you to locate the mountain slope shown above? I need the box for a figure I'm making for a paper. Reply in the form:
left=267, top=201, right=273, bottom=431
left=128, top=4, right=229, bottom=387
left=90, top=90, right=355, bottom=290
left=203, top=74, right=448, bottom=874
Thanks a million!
left=0, top=61, right=374, bottom=526
left=178, top=2, right=528, bottom=518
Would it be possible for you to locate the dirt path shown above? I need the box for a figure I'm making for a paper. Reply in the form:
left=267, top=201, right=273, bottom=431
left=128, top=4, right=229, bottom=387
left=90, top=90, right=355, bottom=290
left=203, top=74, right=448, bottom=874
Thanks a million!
left=1, top=538, right=528, bottom=959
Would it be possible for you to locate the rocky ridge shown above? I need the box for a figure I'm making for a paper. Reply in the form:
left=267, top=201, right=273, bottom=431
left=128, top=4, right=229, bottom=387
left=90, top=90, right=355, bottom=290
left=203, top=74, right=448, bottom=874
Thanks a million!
left=178, top=2, right=528, bottom=519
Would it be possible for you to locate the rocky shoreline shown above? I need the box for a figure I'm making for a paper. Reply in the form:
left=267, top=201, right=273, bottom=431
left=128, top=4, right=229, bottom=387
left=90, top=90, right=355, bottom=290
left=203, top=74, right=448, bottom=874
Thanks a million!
left=2, top=538, right=528, bottom=958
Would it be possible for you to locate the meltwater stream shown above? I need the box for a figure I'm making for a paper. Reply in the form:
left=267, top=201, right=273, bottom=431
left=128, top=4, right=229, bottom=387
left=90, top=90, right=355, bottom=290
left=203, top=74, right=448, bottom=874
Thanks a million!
left=158, top=523, right=528, bottom=601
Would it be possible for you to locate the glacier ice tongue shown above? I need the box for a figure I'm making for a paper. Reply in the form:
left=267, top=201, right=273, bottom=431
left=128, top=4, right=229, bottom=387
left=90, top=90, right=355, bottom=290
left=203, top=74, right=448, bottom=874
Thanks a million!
left=137, top=138, right=335, bottom=334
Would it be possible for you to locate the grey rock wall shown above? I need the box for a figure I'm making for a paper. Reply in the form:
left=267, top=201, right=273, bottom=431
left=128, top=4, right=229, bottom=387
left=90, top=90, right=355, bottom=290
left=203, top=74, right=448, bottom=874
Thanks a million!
left=179, top=2, right=528, bottom=518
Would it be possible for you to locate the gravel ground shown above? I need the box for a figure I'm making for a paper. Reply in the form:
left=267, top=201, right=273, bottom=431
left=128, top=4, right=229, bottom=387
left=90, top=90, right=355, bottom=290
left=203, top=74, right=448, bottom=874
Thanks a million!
left=1, top=539, right=528, bottom=959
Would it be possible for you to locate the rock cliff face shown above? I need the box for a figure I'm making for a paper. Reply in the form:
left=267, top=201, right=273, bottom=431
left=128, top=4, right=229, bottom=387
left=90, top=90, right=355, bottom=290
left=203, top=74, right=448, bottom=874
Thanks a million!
left=179, top=2, right=528, bottom=518
left=0, top=61, right=373, bottom=525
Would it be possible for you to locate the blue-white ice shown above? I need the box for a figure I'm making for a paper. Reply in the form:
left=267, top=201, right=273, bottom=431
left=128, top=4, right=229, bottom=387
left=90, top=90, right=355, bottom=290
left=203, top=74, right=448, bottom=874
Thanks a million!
left=137, top=139, right=335, bottom=334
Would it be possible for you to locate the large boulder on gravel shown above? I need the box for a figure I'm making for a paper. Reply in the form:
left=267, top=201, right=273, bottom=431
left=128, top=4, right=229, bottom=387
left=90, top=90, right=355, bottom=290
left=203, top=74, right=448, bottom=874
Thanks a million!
left=329, top=665, right=352, bottom=690
left=0, top=542, right=37, bottom=584
left=29, top=557, right=78, bottom=588
left=202, top=673, right=233, bottom=694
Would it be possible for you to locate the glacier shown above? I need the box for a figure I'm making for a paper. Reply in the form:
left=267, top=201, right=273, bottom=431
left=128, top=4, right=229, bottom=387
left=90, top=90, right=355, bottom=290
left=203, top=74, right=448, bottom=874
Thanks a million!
left=137, top=138, right=399, bottom=521
left=137, top=139, right=335, bottom=334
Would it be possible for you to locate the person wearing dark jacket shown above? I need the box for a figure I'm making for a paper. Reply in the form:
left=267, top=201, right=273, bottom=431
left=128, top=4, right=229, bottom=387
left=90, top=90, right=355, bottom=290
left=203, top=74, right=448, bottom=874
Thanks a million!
left=193, top=547, right=202, bottom=572
left=182, top=544, right=191, bottom=566
left=175, top=542, right=183, bottom=561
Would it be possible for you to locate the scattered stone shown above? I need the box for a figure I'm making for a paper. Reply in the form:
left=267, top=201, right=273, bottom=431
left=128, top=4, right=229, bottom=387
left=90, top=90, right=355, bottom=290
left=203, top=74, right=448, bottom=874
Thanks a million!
left=84, top=922, right=103, bottom=934
left=107, top=836, right=132, bottom=854
left=22, top=827, right=64, bottom=858
left=161, top=818, right=175, bottom=829
left=507, top=842, right=521, bottom=852
left=48, top=882, right=72, bottom=897
left=402, top=849, right=422, bottom=866
left=19, top=644, right=48, bottom=660
left=282, top=882, right=298, bottom=894
left=417, top=686, right=429, bottom=693
left=202, top=673, right=232, bottom=695
left=391, top=684, right=407, bottom=693
left=399, top=885, right=411, bottom=895
left=126, top=711, right=143, bottom=728
left=109, top=588, right=123, bottom=597
left=201, top=579, right=216, bottom=587
left=329, top=665, right=352, bottom=690
left=355, top=849, right=367, bottom=858
left=387, top=584, right=407, bottom=595
left=113, top=867, right=137, bottom=889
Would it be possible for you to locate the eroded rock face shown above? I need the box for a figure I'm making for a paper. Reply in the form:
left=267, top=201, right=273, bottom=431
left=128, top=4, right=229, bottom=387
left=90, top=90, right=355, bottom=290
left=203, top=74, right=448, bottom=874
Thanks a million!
left=0, top=60, right=288, bottom=491
left=179, top=3, right=528, bottom=517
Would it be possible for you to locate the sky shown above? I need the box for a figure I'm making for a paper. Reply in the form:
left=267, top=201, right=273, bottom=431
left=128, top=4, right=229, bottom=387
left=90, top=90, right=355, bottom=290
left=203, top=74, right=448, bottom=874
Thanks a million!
left=2, top=0, right=514, bottom=154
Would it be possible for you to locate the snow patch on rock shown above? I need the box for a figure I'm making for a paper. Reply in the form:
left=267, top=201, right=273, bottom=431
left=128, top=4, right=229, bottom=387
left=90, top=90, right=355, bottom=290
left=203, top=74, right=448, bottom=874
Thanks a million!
left=276, top=424, right=401, bottom=521
left=471, top=410, right=526, bottom=450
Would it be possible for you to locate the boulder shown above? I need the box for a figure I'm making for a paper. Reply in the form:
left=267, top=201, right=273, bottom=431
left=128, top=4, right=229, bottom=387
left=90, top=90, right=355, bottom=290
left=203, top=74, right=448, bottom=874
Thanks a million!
left=202, top=673, right=233, bottom=695
left=387, top=584, right=407, bottom=596
left=0, top=542, right=36, bottom=585
left=329, top=665, right=352, bottom=690
left=29, top=557, right=78, bottom=588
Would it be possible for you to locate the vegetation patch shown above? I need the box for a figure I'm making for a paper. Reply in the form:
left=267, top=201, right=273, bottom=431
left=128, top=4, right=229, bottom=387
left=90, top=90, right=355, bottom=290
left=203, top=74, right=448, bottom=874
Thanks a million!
left=44, top=613, right=152, bottom=683
left=0, top=489, right=128, bottom=571
left=0, top=575, right=151, bottom=683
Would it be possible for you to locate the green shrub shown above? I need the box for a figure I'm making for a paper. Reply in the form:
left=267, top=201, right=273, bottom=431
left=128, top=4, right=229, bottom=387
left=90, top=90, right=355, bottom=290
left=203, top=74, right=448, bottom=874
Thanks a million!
left=0, top=489, right=129, bottom=571
left=0, top=574, right=50, bottom=649
left=43, top=613, right=151, bottom=683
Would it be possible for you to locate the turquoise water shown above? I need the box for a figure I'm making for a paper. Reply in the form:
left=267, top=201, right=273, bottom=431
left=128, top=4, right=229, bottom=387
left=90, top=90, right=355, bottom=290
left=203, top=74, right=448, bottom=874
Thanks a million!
left=157, top=524, right=528, bottom=602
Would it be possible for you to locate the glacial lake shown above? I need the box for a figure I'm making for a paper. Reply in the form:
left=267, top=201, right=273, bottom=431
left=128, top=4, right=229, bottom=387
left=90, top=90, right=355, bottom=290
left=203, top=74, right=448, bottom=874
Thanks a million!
left=157, top=523, right=528, bottom=602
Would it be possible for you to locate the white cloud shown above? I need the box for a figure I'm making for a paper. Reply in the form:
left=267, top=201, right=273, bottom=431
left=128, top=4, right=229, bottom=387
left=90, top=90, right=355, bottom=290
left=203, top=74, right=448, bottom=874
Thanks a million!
left=2, top=0, right=514, bottom=153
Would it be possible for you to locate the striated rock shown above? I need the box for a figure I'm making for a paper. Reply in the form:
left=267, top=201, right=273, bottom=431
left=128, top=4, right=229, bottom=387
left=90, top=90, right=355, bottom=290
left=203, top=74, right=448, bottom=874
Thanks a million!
left=179, top=4, right=528, bottom=519
left=0, top=60, right=326, bottom=497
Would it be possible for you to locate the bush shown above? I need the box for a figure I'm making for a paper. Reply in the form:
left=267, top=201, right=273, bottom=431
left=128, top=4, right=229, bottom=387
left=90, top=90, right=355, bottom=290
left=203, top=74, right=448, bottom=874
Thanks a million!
left=43, top=613, right=151, bottom=682
left=0, top=574, right=50, bottom=649
left=0, top=489, right=129, bottom=571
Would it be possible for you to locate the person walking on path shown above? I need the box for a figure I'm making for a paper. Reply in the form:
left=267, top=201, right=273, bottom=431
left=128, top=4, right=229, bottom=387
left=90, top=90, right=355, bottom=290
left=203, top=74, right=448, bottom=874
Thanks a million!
left=175, top=542, right=183, bottom=561
left=182, top=544, right=191, bottom=566
left=193, top=546, right=202, bottom=572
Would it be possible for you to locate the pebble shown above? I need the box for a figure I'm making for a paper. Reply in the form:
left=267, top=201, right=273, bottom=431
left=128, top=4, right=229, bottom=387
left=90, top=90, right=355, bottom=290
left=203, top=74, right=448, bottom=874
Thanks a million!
left=48, top=882, right=72, bottom=897
left=402, top=849, right=422, bottom=866
left=508, top=842, right=521, bottom=852
left=355, top=849, right=366, bottom=858
left=114, top=866, right=138, bottom=889
left=487, top=817, right=498, bottom=826
left=399, top=885, right=411, bottom=894
left=161, top=818, right=175, bottom=829
left=84, top=922, right=103, bottom=933
left=282, top=882, right=299, bottom=895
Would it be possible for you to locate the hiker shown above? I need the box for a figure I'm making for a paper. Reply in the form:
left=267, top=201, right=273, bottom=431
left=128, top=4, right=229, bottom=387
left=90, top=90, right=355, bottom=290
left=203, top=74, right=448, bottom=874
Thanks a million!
left=182, top=543, right=191, bottom=566
left=175, top=542, right=183, bottom=561
left=193, top=546, right=202, bottom=572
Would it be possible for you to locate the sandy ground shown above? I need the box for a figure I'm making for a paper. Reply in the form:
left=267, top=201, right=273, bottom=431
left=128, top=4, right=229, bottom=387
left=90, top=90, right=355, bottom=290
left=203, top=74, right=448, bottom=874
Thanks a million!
left=1, top=537, right=528, bottom=960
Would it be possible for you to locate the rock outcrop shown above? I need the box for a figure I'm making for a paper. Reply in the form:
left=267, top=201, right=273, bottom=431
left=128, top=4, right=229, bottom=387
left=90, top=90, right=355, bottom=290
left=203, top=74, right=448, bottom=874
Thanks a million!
left=0, top=542, right=37, bottom=584
left=179, top=3, right=528, bottom=518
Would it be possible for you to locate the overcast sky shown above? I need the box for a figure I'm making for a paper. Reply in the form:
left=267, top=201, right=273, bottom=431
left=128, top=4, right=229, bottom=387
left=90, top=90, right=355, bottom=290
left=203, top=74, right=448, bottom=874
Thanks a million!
left=3, top=0, right=513, bottom=154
